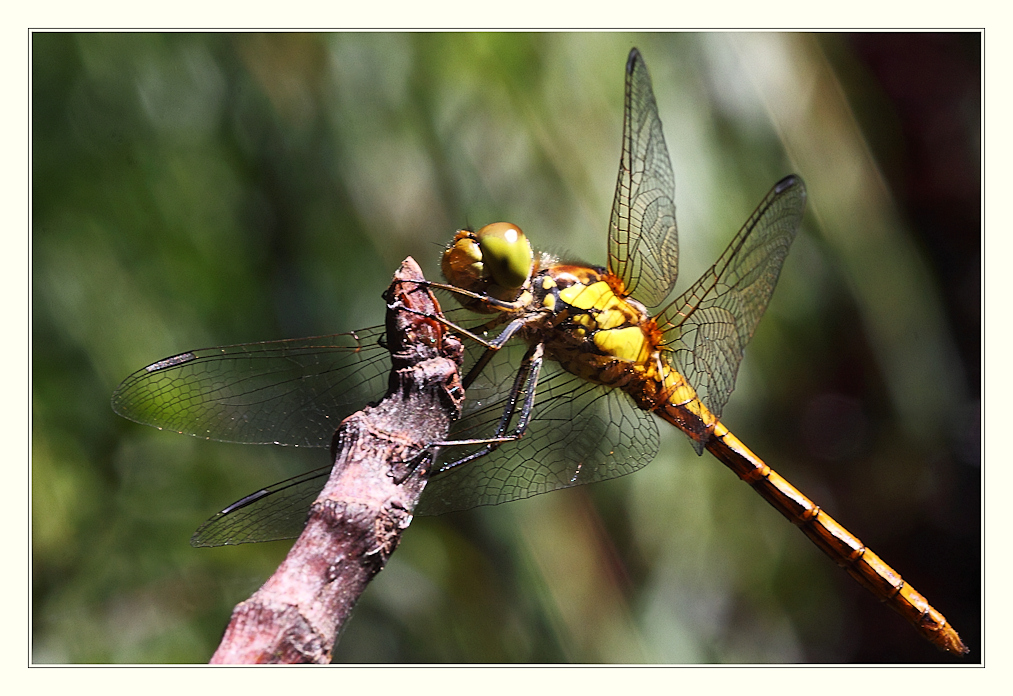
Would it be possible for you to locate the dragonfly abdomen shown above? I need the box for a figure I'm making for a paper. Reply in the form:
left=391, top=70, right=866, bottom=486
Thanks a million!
left=637, top=363, right=719, bottom=446
left=705, top=422, right=968, bottom=654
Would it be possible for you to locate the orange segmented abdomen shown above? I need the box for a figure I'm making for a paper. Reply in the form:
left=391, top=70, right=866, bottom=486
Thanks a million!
left=640, top=363, right=719, bottom=445
left=702, top=422, right=968, bottom=655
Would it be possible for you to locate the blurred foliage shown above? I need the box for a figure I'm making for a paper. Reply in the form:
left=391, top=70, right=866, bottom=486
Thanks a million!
left=32, top=32, right=979, bottom=663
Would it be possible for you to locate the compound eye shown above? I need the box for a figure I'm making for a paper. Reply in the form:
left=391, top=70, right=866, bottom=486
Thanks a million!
left=475, top=222, right=533, bottom=290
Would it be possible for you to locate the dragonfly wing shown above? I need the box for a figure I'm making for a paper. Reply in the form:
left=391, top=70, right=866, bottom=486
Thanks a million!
left=417, top=346, right=660, bottom=515
left=111, top=327, right=391, bottom=448
left=190, top=466, right=332, bottom=546
left=607, top=47, right=679, bottom=309
left=656, top=175, right=807, bottom=451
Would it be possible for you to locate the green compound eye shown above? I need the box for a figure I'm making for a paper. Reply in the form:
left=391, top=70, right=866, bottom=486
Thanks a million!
left=475, top=222, right=533, bottom=290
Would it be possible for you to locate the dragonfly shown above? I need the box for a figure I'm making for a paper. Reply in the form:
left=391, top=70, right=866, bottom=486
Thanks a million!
left=112, top=48, right=967, bottom=656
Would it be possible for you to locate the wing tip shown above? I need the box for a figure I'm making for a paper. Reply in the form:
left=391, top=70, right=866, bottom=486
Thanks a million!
left=775, top=174, right=804, bottom=194
left=627, top=47, right=642, bottom=74
left=144, top=352, right=198, bottom=373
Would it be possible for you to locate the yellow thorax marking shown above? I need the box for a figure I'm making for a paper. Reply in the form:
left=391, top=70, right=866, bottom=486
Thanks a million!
left=558, top=282, right=634, bottom=329
left=593, top=326, right=651, bottom=363
left=558, top=281, right=611, bottom=310
left=551, top=281, right=650, bottom=364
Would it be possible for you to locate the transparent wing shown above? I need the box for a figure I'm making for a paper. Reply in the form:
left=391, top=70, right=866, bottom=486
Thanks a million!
left=111, top=327, right=391, bottom=448
left=190, top=466, right=332, bottom=546
left=655, top=175, right=807, bottom=450
left=417, top=344, right=660, bottom=515
left=607, top=47, right=679, bottom=309
left=186, top=333, right=660, bottom=542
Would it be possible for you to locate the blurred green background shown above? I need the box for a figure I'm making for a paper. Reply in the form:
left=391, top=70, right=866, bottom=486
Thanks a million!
left=32, top=32, right=979, bottom=663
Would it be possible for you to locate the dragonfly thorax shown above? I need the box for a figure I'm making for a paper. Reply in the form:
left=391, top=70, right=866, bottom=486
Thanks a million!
left=523, top=264, right=664, bottom=389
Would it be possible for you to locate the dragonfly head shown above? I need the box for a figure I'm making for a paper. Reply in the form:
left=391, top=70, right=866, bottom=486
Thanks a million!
left=442, top=222, right=534, bottom=303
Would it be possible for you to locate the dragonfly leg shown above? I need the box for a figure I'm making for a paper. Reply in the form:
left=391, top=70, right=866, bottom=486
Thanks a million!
left=459, top=314, right=536, bottom=389
left=389, top=293, right=540, bottom=392
left=429, top=341, right=545, bottom=477
left=387, top=318, right=540, bottom=487
left=389, top=340, right=543, bottom=484
left=410, top=279, right=532, bottom=311
left=388, top=299, right=536, bottom=353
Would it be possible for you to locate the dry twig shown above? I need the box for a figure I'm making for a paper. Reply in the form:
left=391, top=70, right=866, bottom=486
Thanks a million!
left=209, top=258, right=464, bottom=663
